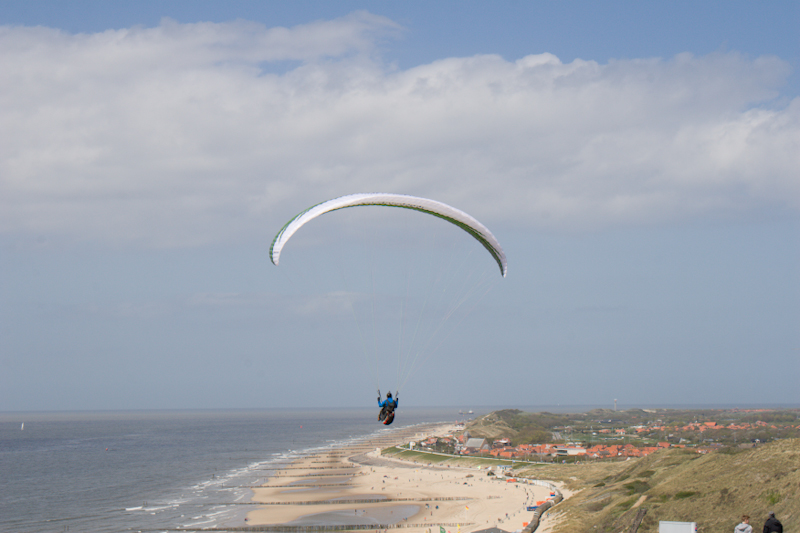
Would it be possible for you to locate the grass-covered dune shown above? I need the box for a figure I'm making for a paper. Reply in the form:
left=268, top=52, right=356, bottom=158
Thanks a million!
left=516, top=438, right=800, bottom=533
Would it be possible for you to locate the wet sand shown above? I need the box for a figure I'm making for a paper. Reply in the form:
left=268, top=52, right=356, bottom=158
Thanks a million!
left=245, top=423, right=557, bottom=532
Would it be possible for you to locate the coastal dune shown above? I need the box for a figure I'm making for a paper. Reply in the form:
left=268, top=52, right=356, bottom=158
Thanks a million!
left=246, top=424, right=556, bottom=532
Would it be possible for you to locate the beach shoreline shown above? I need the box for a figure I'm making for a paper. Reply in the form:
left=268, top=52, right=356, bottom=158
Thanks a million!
left=245, top=423, right=560, bottom=532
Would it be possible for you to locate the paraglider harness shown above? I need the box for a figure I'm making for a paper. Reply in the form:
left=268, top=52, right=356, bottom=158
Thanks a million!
left=378, top=390, right=398, bottom=425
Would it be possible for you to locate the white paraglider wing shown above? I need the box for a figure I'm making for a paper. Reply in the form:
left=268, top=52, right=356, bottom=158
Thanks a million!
left=269, top=193, right=507, bottom=277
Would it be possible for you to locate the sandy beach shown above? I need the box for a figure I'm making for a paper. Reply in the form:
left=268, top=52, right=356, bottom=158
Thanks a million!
left=246, top=423, right=559, bottom=532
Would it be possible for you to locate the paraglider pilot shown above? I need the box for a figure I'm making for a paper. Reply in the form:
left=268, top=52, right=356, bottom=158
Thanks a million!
left=378, top=390, right=398, bottom=425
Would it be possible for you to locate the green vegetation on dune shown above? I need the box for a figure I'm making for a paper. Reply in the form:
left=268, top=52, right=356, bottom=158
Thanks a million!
left=466, top=409, right=577, bottom=444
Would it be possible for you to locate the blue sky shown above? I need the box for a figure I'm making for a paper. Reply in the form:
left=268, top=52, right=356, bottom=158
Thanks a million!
left=1, top=2, right=798, bottom=411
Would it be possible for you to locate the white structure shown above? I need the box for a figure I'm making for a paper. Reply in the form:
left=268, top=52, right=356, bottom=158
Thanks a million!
left=554, top=446, right=586, bottom=456
left=659, top=521, right=697, bottom=533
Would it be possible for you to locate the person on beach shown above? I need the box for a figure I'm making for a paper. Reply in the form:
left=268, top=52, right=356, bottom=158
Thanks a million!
left=734, top=515, right=752, bottom=533
left=378, top=391, right=398, bottom=424
left=763, top=512, right=782, bottom=533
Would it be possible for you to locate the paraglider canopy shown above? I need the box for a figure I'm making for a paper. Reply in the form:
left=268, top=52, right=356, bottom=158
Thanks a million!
left=269, top=193, right=507, bottom=277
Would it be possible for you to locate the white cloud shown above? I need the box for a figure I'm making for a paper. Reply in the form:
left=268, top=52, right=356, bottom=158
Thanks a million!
left=0, top=15, right=797, bottom=247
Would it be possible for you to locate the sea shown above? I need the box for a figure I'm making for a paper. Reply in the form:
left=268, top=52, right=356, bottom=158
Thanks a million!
left=0, top=407, right=464, bottom=533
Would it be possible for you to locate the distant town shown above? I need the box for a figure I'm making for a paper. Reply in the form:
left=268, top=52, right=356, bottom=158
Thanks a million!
left=419, top=407, right=800, bottom=461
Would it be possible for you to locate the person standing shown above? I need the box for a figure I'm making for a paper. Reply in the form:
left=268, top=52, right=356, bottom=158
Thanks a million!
left=734, top=515, right=752, bottom=533
left=763, top=512, right=782, bottom=533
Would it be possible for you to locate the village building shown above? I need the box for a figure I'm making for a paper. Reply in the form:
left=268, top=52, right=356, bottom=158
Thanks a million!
left=461, top=438, right=490, bottom=454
